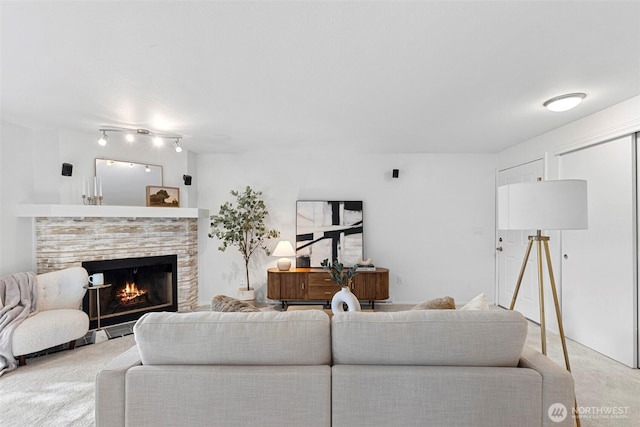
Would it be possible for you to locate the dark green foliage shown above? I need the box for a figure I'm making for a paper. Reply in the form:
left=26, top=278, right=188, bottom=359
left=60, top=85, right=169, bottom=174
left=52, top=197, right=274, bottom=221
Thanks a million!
left=321, top=258, right=357, bottom=287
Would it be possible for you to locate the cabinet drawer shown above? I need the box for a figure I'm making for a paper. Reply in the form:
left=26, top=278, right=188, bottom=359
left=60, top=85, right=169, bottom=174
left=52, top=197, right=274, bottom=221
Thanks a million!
left=307, top=285, right=339, bottom=300
left=308, top=272, right=333, bottom=285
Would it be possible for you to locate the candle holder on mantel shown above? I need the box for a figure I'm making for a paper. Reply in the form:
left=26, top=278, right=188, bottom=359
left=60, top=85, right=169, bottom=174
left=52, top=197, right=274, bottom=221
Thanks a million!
left=82, top=176, right=103, bottom=205
left=82, top=195, right=103, bottom=205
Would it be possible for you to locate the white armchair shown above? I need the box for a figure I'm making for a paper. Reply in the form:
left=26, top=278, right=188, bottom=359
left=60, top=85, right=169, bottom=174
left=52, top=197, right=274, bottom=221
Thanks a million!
left=12, top=266, right=90, bottom=365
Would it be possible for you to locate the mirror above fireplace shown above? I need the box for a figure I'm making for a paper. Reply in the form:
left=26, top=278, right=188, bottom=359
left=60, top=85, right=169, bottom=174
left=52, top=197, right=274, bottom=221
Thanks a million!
left=95, top=158, right=163, bottom=206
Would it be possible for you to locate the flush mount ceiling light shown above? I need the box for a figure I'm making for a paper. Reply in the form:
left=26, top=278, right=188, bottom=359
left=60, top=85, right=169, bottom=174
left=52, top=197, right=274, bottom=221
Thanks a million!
left=97, top=126, right=183, bottom=152
left=543, top=93, right=586, bottom=112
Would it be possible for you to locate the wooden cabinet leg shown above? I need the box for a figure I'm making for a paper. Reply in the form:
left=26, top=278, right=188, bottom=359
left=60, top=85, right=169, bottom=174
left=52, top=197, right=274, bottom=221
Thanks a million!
left=18, top=355, right=26, bottom=366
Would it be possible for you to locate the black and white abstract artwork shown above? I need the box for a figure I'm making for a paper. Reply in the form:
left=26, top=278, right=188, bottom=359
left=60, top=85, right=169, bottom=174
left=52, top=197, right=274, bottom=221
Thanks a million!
left=296, top=201, right=363, bottom=268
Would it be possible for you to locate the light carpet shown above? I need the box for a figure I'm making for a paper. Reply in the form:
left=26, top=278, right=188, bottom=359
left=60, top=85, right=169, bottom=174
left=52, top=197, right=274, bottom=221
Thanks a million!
left=0, top=334, right=135, bottom=427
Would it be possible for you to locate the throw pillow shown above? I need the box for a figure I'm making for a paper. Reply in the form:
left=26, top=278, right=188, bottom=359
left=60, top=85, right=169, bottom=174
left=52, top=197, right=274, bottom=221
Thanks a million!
left=411, top=296, right=456, bottom=310
left=459, top=293, right=490, bottom=311
left=210, top=294, right=261, bottom=312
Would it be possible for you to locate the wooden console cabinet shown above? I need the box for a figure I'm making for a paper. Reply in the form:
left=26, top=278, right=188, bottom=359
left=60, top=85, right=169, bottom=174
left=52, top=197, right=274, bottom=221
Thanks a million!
left=267, top=267, right=389, bottom=308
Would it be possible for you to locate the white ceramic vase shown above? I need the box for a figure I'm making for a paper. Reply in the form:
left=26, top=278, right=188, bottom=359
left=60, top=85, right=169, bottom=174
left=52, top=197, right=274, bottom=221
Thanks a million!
left=331, top=286, right=361, bottom=314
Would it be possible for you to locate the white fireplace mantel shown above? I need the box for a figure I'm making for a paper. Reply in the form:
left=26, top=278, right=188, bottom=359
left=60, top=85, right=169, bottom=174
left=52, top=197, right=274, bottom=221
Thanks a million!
left=16, top=204, right=209, bottom=219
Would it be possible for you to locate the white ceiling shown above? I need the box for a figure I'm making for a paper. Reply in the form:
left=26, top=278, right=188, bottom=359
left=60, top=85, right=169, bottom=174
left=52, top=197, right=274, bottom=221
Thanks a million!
left=2, top=1, right=640, bottom=154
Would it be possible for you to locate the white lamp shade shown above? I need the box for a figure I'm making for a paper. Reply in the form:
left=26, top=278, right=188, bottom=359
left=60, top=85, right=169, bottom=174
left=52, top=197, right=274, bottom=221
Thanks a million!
left=272, top=241, right=296, bottom=257
left=498, top=180, right=588, bottom=230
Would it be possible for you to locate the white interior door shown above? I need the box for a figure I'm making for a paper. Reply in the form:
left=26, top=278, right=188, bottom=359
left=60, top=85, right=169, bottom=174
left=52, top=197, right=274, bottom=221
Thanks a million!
left=496, top=159, right=544, bottom=321
left=559, top=134, right=637, bottom=367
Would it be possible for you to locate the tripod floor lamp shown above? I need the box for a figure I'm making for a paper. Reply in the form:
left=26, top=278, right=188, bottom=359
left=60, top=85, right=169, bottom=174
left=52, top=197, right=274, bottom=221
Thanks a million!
left=498, top=179, right=588, bottom=426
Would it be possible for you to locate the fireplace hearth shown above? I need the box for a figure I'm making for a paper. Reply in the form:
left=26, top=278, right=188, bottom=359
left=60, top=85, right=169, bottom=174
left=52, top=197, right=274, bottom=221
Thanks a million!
left=82, top=255, right=178, bottom=329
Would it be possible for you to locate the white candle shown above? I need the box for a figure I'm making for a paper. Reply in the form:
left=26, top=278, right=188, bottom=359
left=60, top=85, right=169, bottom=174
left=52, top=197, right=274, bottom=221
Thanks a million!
left=94, top=177, right=97, bottom=197
left=82, top=177, right=86, bottom=197
left=99, top=178, right=102, bottom=197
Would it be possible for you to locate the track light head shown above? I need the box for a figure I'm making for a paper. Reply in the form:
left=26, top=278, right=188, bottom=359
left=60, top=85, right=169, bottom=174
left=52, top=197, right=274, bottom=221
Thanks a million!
left=174, top=138, right=183, bottom=153
left=98, top=131, right=109, bottom=146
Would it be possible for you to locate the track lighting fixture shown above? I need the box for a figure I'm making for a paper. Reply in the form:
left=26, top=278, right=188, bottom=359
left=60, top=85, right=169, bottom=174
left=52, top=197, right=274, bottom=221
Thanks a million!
left=97, top=126, right=183, bottom=152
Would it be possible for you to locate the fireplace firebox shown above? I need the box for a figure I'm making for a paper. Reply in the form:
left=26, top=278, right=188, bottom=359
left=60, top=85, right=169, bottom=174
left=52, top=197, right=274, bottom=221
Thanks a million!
left=82, top=255, right=178, bottom=329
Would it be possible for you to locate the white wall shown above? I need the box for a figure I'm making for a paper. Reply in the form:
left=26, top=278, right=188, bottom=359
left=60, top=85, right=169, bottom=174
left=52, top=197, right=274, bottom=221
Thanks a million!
left=0, top=120, right=195, bottom=275
left=197, top=152, right=497, bottom=305
left=0, top=121, right=37, bottom=273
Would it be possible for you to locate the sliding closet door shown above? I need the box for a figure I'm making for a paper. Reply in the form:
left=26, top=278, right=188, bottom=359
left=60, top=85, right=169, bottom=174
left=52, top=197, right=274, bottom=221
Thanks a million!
left=559, top=134, right=637, bottom=367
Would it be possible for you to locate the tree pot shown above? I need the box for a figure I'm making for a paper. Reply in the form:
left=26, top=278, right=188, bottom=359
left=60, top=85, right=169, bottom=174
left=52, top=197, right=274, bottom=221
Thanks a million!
left=237, top=288, right=256, bottom=301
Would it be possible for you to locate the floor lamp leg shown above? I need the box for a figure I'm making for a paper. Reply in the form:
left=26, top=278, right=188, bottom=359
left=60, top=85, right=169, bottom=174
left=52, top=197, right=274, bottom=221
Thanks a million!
left=509, top=234, right=580, bottom=426
left=542, top=240, right=580, bottom=427
left=509, top=239, right=534, bottom=310
left=536, top=238, right=547, bottom=356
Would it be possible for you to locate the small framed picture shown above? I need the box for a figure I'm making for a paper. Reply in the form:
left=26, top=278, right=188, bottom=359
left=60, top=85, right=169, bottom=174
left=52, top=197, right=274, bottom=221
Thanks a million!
left=146, top=186, right=180, bottom=207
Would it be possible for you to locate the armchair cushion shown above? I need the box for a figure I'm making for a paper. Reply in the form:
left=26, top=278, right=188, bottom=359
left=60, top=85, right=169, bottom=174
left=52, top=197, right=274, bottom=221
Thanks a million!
left=37, top=266, right=88, bottom=311
left=12, top=309, right=89, bottom=356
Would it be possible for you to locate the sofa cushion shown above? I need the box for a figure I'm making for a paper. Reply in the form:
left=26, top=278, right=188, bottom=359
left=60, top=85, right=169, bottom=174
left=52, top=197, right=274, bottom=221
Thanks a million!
left=411, top=296, right=456, bottom=310
left=332, top=309, right=527, bottom=367
left=134, top=310, right=331, bottom=366
left=460, top=292, right=490, bottom=310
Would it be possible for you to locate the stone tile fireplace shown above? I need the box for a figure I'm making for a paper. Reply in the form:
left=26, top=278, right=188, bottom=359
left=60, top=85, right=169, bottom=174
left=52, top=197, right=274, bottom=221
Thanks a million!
left=18, top=205, right=206, bottom=317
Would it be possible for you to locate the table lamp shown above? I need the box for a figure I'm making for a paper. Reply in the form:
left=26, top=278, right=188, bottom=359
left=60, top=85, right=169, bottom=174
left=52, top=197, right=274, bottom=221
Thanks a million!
left=272, top=240, right=296, bottom=271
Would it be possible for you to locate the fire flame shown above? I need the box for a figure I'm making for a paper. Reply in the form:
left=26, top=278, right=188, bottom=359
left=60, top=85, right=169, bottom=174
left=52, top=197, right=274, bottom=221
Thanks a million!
left=117, top=281, right=147, bottom=301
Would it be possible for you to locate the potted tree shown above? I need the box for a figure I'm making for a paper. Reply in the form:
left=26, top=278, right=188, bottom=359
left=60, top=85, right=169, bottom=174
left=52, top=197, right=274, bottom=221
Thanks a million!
left=209, top=186, right=280, bottom=300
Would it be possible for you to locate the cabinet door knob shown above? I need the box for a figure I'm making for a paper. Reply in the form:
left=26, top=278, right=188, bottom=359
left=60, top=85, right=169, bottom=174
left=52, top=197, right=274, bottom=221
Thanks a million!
left=496, top=247, right=503, bottom=252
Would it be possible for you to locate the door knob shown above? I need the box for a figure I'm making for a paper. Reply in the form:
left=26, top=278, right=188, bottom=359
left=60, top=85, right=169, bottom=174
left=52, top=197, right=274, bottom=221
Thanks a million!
left=496, top=247, right=503, bottom=252
left=563, top=254, right=568, bottom=259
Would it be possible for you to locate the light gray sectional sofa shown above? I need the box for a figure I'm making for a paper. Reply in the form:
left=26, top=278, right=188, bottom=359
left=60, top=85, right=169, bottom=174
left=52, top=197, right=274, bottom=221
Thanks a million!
left=95, top=309, right=575, bottom=427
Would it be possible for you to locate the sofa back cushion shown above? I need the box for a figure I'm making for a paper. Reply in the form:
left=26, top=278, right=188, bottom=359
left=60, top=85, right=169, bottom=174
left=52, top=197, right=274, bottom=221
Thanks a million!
left=134, top=310, right=331, bottom=366
left=332, top=309, right=527, bottom=367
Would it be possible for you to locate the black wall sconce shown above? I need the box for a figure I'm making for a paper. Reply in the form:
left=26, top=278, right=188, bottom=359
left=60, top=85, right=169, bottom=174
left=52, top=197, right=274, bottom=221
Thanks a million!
left=183, top=174, right=192, bottom=185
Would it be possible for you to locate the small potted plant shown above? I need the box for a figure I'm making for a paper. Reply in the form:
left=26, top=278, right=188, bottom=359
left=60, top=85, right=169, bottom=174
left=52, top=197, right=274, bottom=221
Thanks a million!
left=321, top=258, right=358, bottom=287
left=321, top=259, right=361, bottom=313
left=209, top=186, right=280, bottom=300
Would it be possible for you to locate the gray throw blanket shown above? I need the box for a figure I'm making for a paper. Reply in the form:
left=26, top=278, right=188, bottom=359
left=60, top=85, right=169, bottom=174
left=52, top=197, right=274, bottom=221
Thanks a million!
left=0, top=272, right=38, bottom=376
